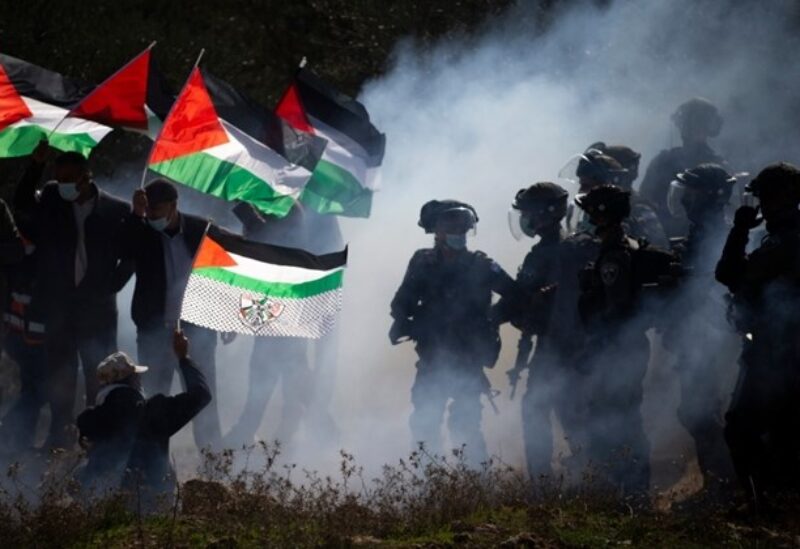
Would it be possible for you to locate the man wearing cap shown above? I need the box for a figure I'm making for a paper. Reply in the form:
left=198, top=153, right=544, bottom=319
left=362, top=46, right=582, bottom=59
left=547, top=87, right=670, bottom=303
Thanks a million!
left=77, top=330, right=210, bottom=496
left=121, top=180, right=222, bottom=450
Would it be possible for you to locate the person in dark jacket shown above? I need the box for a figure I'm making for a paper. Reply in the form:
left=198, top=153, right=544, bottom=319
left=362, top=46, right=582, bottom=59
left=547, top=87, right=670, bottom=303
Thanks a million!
left=715, top=163, right=800, bottom=514
left=78, top=330, right=210, bottom=503
left=13, top=140, right=130, bottom=448
left=76, top=350, right=148, bottom=494
left=503, top=182, right=591, bottom=482
left=122, top=179, right=222, bottom=450
left=389, top=200, right=518, bottom=466
left=639, top=98, right=727, bottom=237
left=575, top=185, right=652, bottom=495
left=663, top=164, right=739, bottom=495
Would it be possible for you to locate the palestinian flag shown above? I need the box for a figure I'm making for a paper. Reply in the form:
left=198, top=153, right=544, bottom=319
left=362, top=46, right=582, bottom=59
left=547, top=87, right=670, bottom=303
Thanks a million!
left=0, top=54, right=112, bottom=157
left=276, top=67, right=385, bottom=218
left=67, top=44, right=173, bottom=139
left=149, top=67, right=325, bottom=217
left=180, top=225, right=347, bottom=338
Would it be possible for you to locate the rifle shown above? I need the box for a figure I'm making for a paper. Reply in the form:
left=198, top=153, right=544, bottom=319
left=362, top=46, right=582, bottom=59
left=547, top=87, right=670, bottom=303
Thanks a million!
left=507, top=332, right=533, bottom=400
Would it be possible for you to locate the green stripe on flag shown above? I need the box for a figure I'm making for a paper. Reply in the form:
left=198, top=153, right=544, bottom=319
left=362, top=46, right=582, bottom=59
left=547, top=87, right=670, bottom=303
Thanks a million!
left=300, top=159, right=372, bottom=218
left=150, top=151, right=297, bottom=217
left=0, top=124, right=99, bottom=158
left=193, top=266, right=344, bottom=298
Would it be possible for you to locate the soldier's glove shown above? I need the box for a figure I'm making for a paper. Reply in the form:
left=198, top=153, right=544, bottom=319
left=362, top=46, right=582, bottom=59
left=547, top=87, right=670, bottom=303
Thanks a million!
left=389, top=318, right=412, bottom=345
left=733, top=205, right=763, bottom=230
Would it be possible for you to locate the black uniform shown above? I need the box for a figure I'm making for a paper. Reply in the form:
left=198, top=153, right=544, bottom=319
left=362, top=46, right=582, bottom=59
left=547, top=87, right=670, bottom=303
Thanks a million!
left=390, top=247, right=516, bottom=465
left=509, top=226, right=599, bottom=480
left=666, top=217, right=737, bottom=488
left=578, top=225, right=651, bottom=493
left=716, top=211, right=800, bottom=501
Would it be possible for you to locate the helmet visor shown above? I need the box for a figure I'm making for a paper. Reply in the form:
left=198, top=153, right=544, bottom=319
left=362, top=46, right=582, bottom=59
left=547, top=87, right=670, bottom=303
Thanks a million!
left=508, top=208, right=537, bottom=240
left=557, top=153, right=588, bottom=185
left=667, top=180, right=687, bottom=217
left=435, top=206, right=477, bottom=236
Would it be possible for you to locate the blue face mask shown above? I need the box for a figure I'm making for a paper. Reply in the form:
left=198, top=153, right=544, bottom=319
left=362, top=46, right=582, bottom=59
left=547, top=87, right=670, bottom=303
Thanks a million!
left=147, top=216, right=170, bottom=232
left=444, top=233, right=467, bottom=250
left=57, top=182, right=80, bottom=202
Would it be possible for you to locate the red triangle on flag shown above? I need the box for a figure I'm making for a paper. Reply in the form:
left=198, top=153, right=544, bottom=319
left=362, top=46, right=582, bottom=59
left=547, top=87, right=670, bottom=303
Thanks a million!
left=0, top=64, right=32, bottom=132
left=193, top=234, right=238, bottom=269
left=70, top=48, right=151, bottom=130
left=275, top=82, right=314, bottom=134
left=150, top=68, right=229, bottom=164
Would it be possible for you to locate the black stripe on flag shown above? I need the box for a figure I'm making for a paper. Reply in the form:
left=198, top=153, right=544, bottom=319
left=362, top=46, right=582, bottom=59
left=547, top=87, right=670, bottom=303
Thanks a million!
left=146, top=54, right=174, bottom=121
left=294, top=68, right=386, bottom=161
left=201, top=69, right=326, bottom=173
left=209, top=225, right=347, bottom=271
left=0, top=53, right=93, bottom=108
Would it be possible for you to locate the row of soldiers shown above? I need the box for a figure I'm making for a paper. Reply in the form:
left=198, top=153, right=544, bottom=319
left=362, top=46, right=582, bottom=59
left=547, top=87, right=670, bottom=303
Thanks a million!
left=389, top=98, right=800, bottom=514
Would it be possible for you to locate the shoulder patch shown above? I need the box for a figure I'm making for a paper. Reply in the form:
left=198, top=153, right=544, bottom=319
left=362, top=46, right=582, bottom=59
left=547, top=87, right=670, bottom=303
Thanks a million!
left=600, top=260, right=621, bottom=285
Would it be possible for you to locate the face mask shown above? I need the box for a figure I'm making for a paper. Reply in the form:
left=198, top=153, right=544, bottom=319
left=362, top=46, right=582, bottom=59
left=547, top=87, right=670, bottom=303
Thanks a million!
left=444, top=233, right=467, bottom=250
left=147, top=216, right=170, bottom=232
left=57, top=182, right=80, bottom=202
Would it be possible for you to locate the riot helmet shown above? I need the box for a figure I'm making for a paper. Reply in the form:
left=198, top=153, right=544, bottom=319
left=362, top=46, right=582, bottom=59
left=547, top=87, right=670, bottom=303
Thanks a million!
left=672, top=98, right=723, bottom=143
left=560, top=150, right=628, bottom=192
left=744, top=163, right=800, bottom=223
left=588, top=142, right=641, bottom=189
left=509, top=182, right=568, bottom=240
left=574, top=184, right=631, bottom=226
left=667, top=163, right=736, bottom=220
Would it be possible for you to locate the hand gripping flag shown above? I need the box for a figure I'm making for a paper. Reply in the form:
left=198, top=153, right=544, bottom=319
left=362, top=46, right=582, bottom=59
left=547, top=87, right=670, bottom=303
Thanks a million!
left=276, top=67, right=385, bottom=218
left=0, top=53, right=111, bottom=157
left=148, top=67, right=325, bottom=217
left=180, top=225, right=347, bottom=338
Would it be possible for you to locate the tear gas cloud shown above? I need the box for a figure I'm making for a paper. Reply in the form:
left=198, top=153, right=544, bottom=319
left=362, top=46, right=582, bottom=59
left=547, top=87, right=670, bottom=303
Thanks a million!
left=108, top=0, right=800, bottom=476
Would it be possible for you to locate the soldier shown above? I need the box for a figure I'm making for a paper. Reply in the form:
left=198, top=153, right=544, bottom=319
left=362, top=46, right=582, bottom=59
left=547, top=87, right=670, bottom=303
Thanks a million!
left=640, top=98, right=727, bottom=237
left=504, top=182, right=591, bottom=481
left=389, top=200, right=517, bottom=466
left=587, top=143, right=669, bottom=249
left=575, top=185, right=652, bottom=494
left=664, top=164, right=739, bottom=495
left=715, top=163, right=800, bottom=513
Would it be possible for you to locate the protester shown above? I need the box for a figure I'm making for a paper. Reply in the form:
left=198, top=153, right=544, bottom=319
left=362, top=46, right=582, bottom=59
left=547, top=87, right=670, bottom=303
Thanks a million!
left=13, top=140, right=130, bottom=449
left=78, top=330, right=210, bottom=504
left=121, top=179, right=223, bottom=450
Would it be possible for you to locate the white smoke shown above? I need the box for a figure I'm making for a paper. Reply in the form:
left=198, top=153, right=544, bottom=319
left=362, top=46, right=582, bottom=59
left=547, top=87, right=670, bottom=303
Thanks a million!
left=319, top=0, right=800, bottom=478
left=98, top=0, right=800, bottom=484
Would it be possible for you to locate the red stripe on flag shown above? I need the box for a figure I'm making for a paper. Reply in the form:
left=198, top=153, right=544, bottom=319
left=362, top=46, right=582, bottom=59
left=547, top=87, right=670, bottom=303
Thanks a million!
left=149, top=68, right=228, bottom=164
left=275, top=82, right=314, bottom=134
left=70, top=48, right=151, bottom=130
left=0, top=64, right=32, bottom=131
left=193, top=234, right=238, bottom=269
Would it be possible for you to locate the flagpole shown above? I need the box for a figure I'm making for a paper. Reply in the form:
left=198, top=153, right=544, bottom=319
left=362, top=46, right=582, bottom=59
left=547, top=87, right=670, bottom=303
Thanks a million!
left=177, top=219, right=212, bottom=332
left=139, top=48, right=205, bottom=189
left=48, top=41, right=158, bottom=140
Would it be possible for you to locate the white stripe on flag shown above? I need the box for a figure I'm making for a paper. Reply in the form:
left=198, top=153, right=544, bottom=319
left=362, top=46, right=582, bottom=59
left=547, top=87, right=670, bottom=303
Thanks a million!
left=308, top=115, right=380, bottom=191
left=203, top=119, right=313, bottom=198
left=221, top=250, right=343, bottom=285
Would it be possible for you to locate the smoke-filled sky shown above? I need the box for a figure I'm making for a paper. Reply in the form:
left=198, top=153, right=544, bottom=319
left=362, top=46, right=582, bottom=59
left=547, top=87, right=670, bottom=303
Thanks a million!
left=107, top=0, right=800, bottom=479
